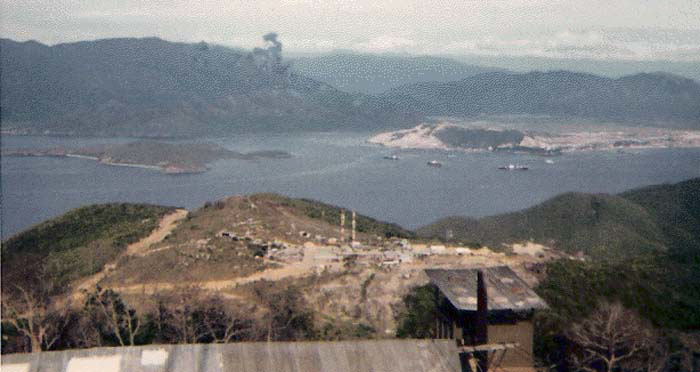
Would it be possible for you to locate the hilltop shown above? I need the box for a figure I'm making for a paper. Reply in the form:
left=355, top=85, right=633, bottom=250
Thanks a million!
left=0, top=37, right=418, bottom=137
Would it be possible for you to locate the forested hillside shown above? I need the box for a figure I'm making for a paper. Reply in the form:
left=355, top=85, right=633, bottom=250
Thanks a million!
left=1, top=203, right=175, bottom=295
left=419, top=178, right=700, bottom=258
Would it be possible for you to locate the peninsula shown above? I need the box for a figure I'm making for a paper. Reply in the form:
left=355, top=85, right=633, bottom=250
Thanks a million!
left=4, top=141, right=291, bottom=174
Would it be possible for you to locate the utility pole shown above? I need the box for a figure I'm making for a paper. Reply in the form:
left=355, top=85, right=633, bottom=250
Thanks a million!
left=340, top=209, right=345, bottom=241
left=351, top=211, right=356, bottom=241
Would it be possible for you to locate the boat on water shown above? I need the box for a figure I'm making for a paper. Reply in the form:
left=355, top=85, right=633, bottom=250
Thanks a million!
left=383, top=155, right=399, bottom=160
left=427, top=160, right=443, bottom=167
left=545, top=159, right=554, bottom=164
left=498, top=164, right=528, bottom=170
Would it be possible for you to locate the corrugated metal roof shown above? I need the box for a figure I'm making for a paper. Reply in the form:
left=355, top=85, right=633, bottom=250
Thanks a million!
left=0, top=339, right=462, bottom=372
left=425, top=266, right=548, bottom=311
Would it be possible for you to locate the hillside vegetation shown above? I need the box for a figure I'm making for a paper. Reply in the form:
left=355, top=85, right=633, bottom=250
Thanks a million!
left=419, top=178, right=700, bottom=259
left=1, top=203, right=175, bottom=295
left=533, top=178, right=700, bottom=332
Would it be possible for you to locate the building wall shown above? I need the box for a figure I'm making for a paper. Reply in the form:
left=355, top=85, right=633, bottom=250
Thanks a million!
left=1, top=340, right=463, bottom=372
left=487, top=320, right=534, bottom=368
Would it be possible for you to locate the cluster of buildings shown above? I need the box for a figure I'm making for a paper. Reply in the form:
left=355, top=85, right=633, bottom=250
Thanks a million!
left=205, top=211, right=547, bottom=371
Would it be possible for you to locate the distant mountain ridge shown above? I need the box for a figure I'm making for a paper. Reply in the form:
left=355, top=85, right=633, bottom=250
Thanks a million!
left=0, top=37, right=418, bottom=137
left=291, top=53, right=503, bottom=94
left=382, top=70, right=700, bottom=129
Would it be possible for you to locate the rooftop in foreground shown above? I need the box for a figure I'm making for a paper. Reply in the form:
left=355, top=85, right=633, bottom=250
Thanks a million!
left=425, top=266, right=548, bottom=312
left=1, top=339, right=462, bottom=372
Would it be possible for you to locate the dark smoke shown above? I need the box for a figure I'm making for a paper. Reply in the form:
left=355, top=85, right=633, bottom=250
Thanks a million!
left=263, top=32, right=282, bottom=60
left=252, top=32, right=287, bottom=75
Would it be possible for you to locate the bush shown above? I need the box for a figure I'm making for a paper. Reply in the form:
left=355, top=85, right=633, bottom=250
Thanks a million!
left=395, top=284, right=441, bottom=338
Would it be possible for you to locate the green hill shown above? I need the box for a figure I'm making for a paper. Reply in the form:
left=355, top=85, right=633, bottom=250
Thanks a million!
left=418, top=178, right=700, bottom=259
left=1, top=203, right=175, bottom=295
left=532, top=180, right=700, bottom=330
left=418, top=178, right=700, bottom=331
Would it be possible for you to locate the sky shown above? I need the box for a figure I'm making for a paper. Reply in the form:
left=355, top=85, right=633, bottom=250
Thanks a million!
left=2, top=0, right=700, bottom=61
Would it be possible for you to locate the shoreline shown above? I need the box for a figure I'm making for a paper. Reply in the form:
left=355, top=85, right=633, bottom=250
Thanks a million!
left=369, top=124, right=700, bottom=154
left=13, top=152, right=201, bottom=174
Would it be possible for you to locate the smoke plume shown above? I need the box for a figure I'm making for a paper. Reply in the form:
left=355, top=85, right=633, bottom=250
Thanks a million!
left=252, top=32, right=287, bottom=74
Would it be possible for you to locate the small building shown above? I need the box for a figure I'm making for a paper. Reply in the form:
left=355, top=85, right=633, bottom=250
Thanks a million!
left=429, top=244, right=447, bottom=254
left=425, top=266, right=548, bottom=372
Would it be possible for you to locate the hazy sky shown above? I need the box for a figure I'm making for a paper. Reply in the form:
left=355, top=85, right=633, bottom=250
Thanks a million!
left=2, top=0, right=700, bottom=61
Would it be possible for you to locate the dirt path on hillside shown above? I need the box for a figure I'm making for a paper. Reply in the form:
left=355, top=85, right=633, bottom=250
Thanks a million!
left=70, top=209, right=188, bottom=301
left=127, top=209, right=188, bottom=256
left=110, top=246, right=331, bottom=295
left=109, top=248, right=510, bottom=296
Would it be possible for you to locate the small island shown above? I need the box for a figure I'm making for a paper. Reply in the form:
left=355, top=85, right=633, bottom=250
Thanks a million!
left=4, top=141, right=291, bottom=174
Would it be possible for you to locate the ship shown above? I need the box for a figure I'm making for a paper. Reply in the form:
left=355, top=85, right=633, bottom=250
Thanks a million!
left=383, top=155, right=399, bottom=160
left=427, top=160, right=443, bottom=167
left=498, top=164, right=528, bottom=170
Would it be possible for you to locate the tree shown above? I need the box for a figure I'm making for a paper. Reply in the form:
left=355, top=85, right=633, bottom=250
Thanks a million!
left=150, top=286, right=207, bottom=344
left=199, top=295, right=253, bottom=343
left=84, top=286, right=142, bottom=346
left=251, top=281, right=316, bottom=341
left=147, top=286, right=254, bottom=344
left=1, top=285, right=67, bottom=352
left=568, top=301, right=653, bottom=372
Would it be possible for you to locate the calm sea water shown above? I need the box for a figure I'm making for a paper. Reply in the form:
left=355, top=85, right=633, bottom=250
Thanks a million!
left=2, top=132, right=699, bottom=239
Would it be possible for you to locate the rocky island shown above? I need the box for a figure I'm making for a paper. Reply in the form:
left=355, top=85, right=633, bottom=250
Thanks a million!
left=369, top=122, right=700, bottom=154
left=4, top=141, right=291, bottom=174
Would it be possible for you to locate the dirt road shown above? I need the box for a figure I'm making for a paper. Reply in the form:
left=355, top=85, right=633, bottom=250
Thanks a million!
left=110, top=245, right=337, bottom=295
left=70, top=209, right=188, bottom=301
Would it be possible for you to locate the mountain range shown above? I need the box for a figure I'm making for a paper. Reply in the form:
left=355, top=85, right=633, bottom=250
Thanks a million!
left=2, top=37, right=699, bottom=137
left=0, top=37, right=418, bottom=137
left=382, top=70, right=700, bottom=129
